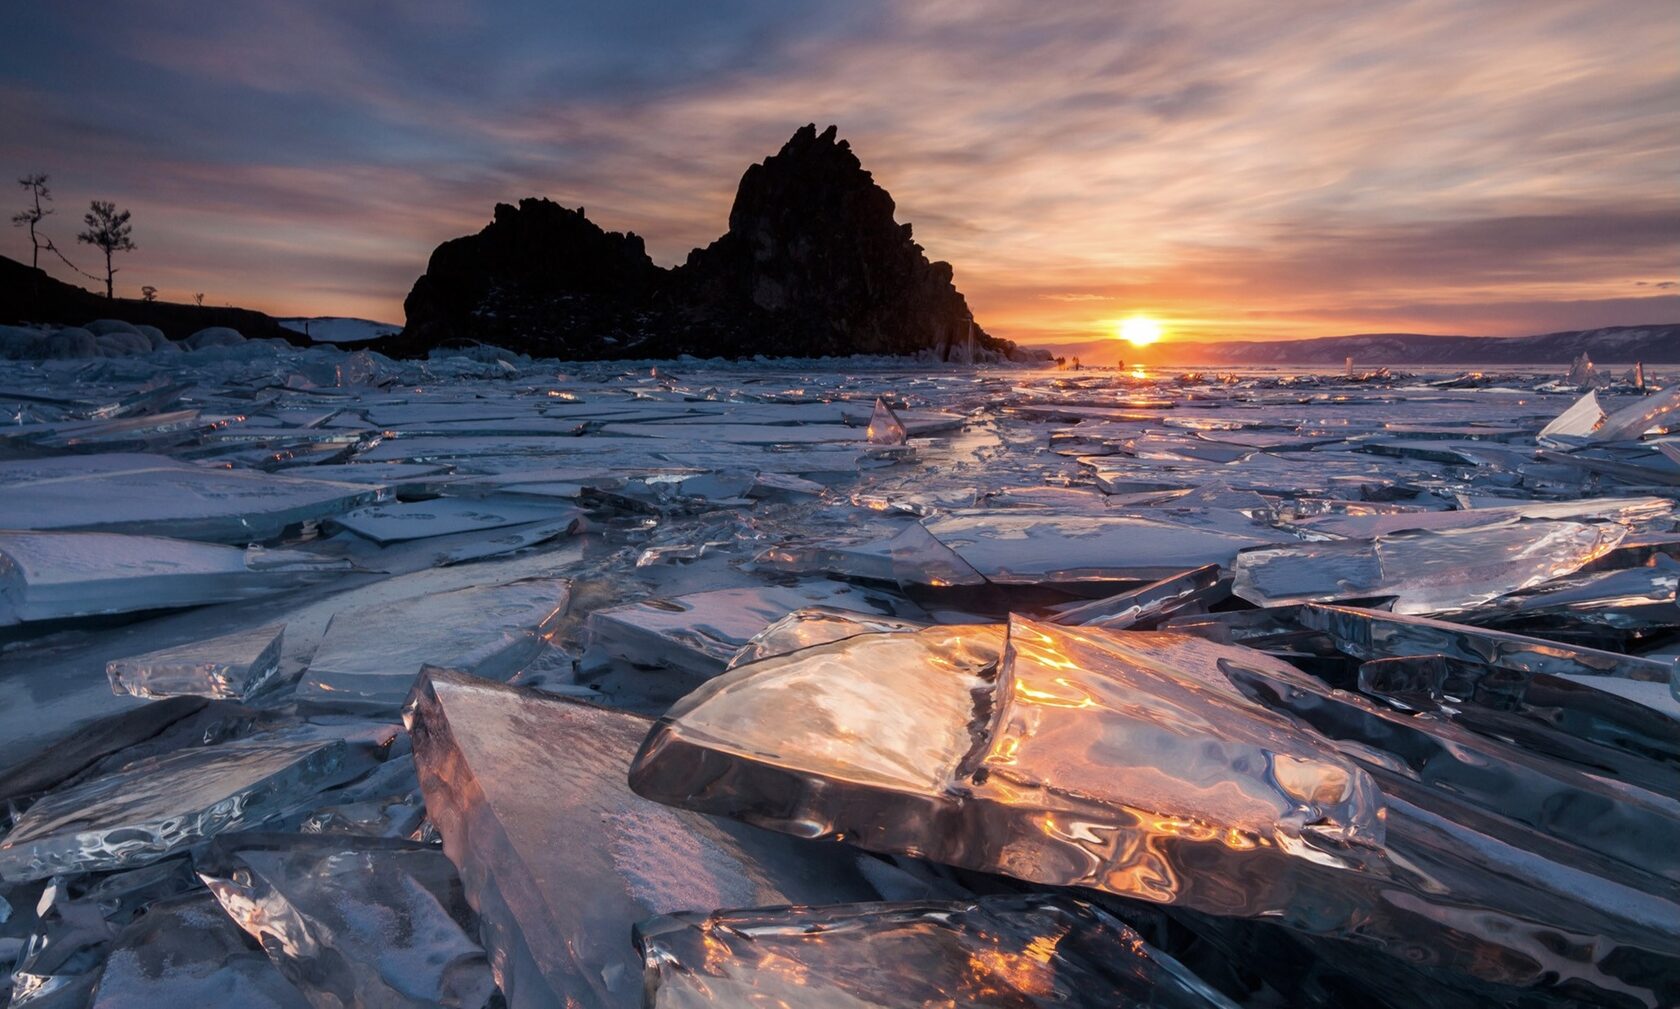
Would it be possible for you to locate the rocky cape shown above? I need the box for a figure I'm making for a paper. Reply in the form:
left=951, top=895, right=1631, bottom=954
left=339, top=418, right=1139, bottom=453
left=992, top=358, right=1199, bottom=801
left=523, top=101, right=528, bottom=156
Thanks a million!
left=391, top=125, right=1042, bottom=363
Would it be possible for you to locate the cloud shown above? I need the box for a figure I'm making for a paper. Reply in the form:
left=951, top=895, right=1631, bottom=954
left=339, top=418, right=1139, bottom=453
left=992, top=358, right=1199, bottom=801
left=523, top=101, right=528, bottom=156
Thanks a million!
left=2, top=0, right=1675, bottom=339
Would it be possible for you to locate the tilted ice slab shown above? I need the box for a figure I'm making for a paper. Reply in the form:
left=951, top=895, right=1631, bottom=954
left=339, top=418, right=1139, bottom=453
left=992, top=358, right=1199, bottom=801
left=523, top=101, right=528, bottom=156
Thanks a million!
left=88, top=891, right=311, bottom=1009
left=403, top=668, right=883, bottom=1009
left=0, top=733, right=381, bottom=881
left=1287, top=495, right=1671, bottom=540
left=1049, top=563, right=1227, bottom=628
left=0, top=531, right=348, bottom=626
left=0, top=453, right=385, bottom=542
left=587, top=581, right=927, bottom=676
left=197, top=833, right=496, bottom=1009
left=922, top=513, right=1271, bottom=583
left=297, top=577, right=570, bottom=711
left=106, top=623, right=285, bottom=700
left=726, top=606, right=927, bottom=669
left=635, top=895, right=1237, bottom=1009
left=1233, top=520, right=1625, bottom=615
left=331, top=497, right=580, bottom=544
left=630, top=617, right=1680, bottom=1001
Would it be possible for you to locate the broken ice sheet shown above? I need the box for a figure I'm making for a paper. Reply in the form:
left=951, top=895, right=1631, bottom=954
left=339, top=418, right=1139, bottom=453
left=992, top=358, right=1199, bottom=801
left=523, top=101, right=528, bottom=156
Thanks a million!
left=197, top=833, right=495, bottom=1009
left=634, top=895, right=1237, bottom=1009
left=1233, top=520, right=1625, bottom=615
left=586, top=581, right=926, bottom=677
left=0, top=733, right=381, bottom=881
left=754, top=519, right=987, bottom=587
left=922, top=512, right=1271, bottom=583
left=1048, top=563, right=1227, bottom=628
left=297, top=576, right=569, bottom=711
left=726, top=605, right=927, bottom=668
left=0, top=532, right=347, bottom=627
left=330, top=496, right=580, bottom=544
left=87, top=892, right=310, bottom=1009
left=106, top=623, right=285, bottom=701
left=402, top=668, right=883, bottom=1009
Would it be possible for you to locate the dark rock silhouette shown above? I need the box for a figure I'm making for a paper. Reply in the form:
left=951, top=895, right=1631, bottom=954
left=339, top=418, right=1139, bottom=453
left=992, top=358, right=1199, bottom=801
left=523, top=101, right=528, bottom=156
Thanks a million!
left=395, top=125, right=1023, bottom=361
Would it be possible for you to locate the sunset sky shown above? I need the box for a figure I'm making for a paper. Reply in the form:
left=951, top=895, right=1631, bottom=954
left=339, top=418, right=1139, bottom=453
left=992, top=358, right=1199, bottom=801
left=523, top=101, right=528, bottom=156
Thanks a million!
left=3, top=1, right=1676, bottom=350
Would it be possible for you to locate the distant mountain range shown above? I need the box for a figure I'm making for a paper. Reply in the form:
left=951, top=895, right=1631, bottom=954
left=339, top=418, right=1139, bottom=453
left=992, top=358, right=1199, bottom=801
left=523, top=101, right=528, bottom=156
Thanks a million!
left=1053, top=324, right=1680, bottom=367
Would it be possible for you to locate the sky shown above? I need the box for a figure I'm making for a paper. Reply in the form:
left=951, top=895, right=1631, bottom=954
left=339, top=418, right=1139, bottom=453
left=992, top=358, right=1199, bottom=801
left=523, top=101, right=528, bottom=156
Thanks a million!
left=2, top=0, right=1676, bottom=350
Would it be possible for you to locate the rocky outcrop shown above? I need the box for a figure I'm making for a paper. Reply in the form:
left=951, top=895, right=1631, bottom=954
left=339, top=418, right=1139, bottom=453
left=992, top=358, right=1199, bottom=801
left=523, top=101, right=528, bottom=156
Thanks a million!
left=393, top=125, right=1019, bottom=361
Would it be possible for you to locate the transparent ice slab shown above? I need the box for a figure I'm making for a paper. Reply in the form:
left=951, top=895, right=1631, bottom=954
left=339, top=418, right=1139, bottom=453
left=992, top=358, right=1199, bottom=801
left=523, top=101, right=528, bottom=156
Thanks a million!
left=1286, top=495, right=1672, bottom=539
left=1233, top=520, right=1625, bottom=615
left=106, top=623, right=285, bottom=701
left=586, top=582, right=926, bottom=676
left=402, top=668, right=884, bottom=1009
left=197, top=833, right=495, bottom=1009
left=0, top=454, right=384, bottom=542
left=634, top=895, right=1238, bottom=1009
left=1469, top=562, right=1680, bottom=631
left=0, top=532, right=348, bottom=626
left=0, top=734, right=381, bottom=881
left=922, top=513, right=1271, bottom=583
left=87, top=891, right=310, bottom=1009
left=864, top=397, right=909, bottom=445
left=754, top=520, right=987, bottom=587
left=297, top=577, right=570, bottom=711
left=726, top=605, right=927, bottom=668
left=1048, top=563, right=1227, bottom=628
left=331, top=497, right=580, bottom=544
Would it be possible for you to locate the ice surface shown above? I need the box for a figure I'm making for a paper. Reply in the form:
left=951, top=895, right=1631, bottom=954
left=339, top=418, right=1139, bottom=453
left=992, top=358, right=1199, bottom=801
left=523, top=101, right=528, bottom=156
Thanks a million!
left=726, top=605, right=927, bottom=668
left=87, top=892, right=310, bottom=1009
left=197, top=833, right=495, bottom=1009
left=332, top=498, right=580, bottom=544
left=0, top=532, right=346, bottom=626
left=1049, top=563, right=1227, bottom=627
left=922, top=513, right=1270, bottom=583
left=297, top=577, right=569, bottom=710
left=0, top=734, right=381, bottom=881
left=1233, top=520, right=1625, bottom=615
left=635, top=895, right=1238, bottom=1009
left=106, top=623, right=285, bottom=700
left=403, top=668, right=884, bottom=1009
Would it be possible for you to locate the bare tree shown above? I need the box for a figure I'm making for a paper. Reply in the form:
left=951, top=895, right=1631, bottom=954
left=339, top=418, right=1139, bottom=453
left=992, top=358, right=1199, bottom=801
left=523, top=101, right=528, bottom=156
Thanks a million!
left=141, top=285, right=158, bottom=303
left=77, top=200, right=135, bottom=299
left=11, top=174, right=53, bottom=270
left=193, top=292, right=205, bottom=307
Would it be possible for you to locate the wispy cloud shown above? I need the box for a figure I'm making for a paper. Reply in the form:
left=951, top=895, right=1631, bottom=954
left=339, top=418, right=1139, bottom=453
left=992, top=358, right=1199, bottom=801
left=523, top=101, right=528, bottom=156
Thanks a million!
left=2, top=0, right=1675, bottom=339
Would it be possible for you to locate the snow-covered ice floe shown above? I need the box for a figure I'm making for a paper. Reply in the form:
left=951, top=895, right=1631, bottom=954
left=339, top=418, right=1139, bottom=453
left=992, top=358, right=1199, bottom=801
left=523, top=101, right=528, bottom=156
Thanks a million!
left=0, top=348, right=1676, bottom=1008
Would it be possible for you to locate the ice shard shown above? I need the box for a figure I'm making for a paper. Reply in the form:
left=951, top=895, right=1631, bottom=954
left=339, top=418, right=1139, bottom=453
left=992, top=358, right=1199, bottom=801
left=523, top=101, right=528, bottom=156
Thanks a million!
left=402, top=668, right=884, bottom=1009
left=87, top=892, right=311, bottom=1009
left=196, top=833, right=496, bottom=1009
left=1537, top=390, right=1606, bottom=446
left=1596, top=382, right=1680, bottom=442
left=1049, top=563, right=1227, bottom=628
left=754, top=520, right=988, bottom=587
left=1233, top=520, right=1625, bottom=615
left=331, top=498, right=580, bottom=544
left=634, top=895, right=1238, bottom=1009
left=922, top=513, right=1270, bottom=583
left=864, top=397, right=909, bottom=445
left=0, top=734, right=381, bottom=881
left=0, top=532, right=347, bottom=626
left=297, top=577, right=569, bottom=710
left=106, top=623, right=286, bottom=700
left=726, top=605, right=926, bottom=668
left=1469, top=561, right=1679, bottom=631
left=630, top=617, right=1680, bottom=1002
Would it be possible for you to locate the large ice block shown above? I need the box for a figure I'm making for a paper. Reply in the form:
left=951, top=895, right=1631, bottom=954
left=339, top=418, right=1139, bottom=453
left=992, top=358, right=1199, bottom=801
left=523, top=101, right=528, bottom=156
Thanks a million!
left=0, top=734, right=380, bottom=881
left=1233, top=520, right=1624, bottom=615
left=297, top=577, right=569, bottom=710
left=87, top=892, right=310, bottom=1009
left=402, top=668, right=883, bottom=1009
left=0, top=453, right=384, bottom=542
left=106, top=623, right=286, bottom=700
left=0, top=531, right=347, bottom=626
left=634, top=895, right=1237, bottom=1009
left=197, top=833, right=495, bottom=1009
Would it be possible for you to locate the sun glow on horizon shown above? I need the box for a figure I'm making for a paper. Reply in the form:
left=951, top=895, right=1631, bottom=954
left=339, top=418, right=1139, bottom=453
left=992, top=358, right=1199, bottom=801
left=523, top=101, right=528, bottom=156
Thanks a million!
left=1116, top=316, right=1164, bottom=347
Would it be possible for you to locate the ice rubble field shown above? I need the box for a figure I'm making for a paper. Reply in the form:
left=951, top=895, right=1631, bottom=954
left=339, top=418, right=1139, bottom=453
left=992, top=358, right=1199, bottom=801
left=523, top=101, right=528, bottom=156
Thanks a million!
left=0, top=340, right=1677, bottom=1009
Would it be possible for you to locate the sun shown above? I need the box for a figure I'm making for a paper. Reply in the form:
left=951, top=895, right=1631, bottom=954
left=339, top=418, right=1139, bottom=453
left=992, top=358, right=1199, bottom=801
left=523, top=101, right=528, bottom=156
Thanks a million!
left=1117, top=316, right=1163, bottom=347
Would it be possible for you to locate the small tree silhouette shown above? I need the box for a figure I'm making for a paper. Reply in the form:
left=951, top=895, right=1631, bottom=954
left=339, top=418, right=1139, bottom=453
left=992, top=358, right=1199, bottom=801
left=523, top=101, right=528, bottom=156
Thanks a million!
left=77, top=200, right=135, bottom=299
left=11, top=174, right=53, bottom=270
left=141, top=285, right=158, bottom=303
left=193, top=292, right=205, bottom=307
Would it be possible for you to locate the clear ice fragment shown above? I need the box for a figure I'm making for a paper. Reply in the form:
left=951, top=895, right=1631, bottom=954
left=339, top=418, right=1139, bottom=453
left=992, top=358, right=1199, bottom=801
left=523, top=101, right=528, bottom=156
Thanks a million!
left=332, top=497, right=580, bottom=544
left=1049, top=563, right=1227, bottom=628
left=865, top=397, right=909, bottom=445
left=297, top=577, right=569, bottom=711
left=634, top=895, right=1238, bottom=1009
left=923, top=513, right=1270, bottom=583
left=197, top=833, right=496, bottom=1009
left=1537, top=390, right=1605, bottom=446
left=726, top=605, right=926, bottom=668
left=106, top=623, right=285, bottom=700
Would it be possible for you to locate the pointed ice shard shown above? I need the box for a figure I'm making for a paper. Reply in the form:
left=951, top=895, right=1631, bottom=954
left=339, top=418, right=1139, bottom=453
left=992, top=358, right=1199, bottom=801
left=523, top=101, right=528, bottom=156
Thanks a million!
left=402, top=668, right=884, bottom=1009
left=1566, top=351, right=1601, bottom=388
left=106, top=623, right=285, bottom=700
left=0, top=532, right=346, bottom=626
left=88, top=892, right=310, bottom=1009
left=0, top=735, right=380, bottom=881
left=1233, top=520, right=1625, bottom=615
left=1595, top=382, right=1680, bottom=442
left=1049, top=563, right=1227, bottom=628
left=197, top=833, right=495, bottom=1009
left=297, top=577, right=569, bottom=711
left=1538, top=391, right=1606, bottom=446
left=634, top=896, right=1238, bottom=1009
left=865, top=397, right=909, bottom=445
